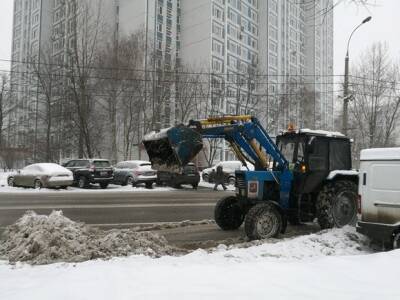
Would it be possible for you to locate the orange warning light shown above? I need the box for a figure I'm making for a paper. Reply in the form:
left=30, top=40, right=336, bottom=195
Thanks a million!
left=287, top=123, right=296, bottom=132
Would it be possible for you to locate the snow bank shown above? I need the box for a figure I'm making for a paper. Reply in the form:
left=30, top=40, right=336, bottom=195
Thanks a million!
left=208, top=226, right=371, bottom=261
left=0, top=211, right=181, bottom=265
left=0, top=227, right=396, bottom=300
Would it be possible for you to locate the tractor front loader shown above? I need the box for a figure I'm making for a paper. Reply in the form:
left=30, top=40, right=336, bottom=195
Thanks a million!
left=143, top=115, right=358, bottom=240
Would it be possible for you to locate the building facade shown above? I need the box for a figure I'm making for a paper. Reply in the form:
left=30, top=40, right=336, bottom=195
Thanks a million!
left=9, top=0, right=334, bottom=161
left=9, top=0, right=52, bottom=149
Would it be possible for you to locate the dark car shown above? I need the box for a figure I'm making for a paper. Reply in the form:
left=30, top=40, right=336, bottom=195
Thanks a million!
left=63, top=159, right=114, bottom=189
left=113, top=160, right=157, bottom=189
left=157, top=163, right=200, bottom=189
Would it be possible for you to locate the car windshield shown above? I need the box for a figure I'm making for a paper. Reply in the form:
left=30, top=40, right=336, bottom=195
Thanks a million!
left=94, top=161, right=111, bottom=168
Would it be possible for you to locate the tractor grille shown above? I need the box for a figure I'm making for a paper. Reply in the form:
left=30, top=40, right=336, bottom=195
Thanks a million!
left=235, top=174, right=246, bottom=189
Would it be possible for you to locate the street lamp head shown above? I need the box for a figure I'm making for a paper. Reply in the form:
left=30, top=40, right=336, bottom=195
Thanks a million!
left=362, top=16, right=372, bottom=24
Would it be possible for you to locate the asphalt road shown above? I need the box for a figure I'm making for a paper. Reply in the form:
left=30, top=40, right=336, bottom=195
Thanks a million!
left=0, top=187, right=321, bottom=248
left=0, top=188, right=233, bottom=228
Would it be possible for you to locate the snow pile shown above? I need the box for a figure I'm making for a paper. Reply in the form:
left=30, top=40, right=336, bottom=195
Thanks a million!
left=211, top=226, right=371, bottom=261
left=0, top=211, right=181, bottom=265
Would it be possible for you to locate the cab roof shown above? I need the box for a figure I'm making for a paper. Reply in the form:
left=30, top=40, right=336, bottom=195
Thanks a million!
left=279, top=129, right=347, bottom=139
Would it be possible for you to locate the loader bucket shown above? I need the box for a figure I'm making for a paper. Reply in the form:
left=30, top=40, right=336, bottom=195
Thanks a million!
left=143, top=125, right=203, bottom=172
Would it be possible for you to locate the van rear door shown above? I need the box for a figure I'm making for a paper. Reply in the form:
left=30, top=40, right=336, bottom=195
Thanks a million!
left=361, top=161, right=400, bottom=224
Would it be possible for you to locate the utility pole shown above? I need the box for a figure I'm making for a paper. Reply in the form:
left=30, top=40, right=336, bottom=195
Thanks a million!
left=142, top=0, right=149, bottom=159
left=152, top=0, right=158, bottom=131
left=342, top=16, right=372, bottom=136
left=342, top=52, right=350, bottom=136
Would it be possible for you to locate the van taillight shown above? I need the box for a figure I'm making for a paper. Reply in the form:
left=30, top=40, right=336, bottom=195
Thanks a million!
left=357, top=195, right=362, bottom=214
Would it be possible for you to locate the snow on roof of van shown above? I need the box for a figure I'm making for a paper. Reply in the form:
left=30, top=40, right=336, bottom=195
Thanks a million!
left=360, top=148, right=400, bottom=160
left=299, top=129, right=345, bottom=137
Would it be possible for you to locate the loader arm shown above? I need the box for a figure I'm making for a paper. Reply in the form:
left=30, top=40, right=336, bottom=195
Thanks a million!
left=188, top=115, right=288, bottom=171
left=143, top=115, right=288, bottom=172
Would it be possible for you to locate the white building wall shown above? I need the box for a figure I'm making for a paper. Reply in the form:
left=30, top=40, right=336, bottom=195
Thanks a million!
left=10, top=0, right=335, bottom=161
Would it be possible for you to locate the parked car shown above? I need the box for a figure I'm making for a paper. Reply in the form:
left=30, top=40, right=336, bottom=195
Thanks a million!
left=202, top=161, right=253, bottom=185
left=157, top=162, right=200, bottom=189
left=357, top=147, right=400, bottom=249
left=7, top=163, right=73, bottom=189
left=113, top=160, right=157, bottom=189
left=63, top=159, right=113, bottom=189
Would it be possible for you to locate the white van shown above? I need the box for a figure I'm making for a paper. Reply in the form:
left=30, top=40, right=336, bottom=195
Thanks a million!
left=357, top=148, right=400, bottom=248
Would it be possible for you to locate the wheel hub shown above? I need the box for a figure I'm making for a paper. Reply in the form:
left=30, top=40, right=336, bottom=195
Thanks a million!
left=333, top=191, right=356, bottom=226
left=255, top=212, right=279, bottom=238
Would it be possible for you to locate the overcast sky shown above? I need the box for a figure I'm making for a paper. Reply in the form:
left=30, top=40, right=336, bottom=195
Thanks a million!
left=0, top=0, right=399, bottom=76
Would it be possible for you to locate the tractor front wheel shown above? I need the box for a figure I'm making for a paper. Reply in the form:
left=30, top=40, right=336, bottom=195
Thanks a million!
left=214, top=196, right=244, bottom=230
left=316, top=180, right=358, bottom=229
left=244, top=203, right=282, bottom=240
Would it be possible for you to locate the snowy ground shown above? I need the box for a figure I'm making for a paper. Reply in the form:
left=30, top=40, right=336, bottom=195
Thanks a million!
left=0, top=226, right=399, bottom=299
left=0, top=212, right=397, bottom=299
left=198, top=180, right=235, bottom=191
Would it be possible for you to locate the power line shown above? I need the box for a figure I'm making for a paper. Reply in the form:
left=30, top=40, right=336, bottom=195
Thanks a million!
left=0, top=58, right=343, bottom=78
left=0, top=67, right=345, bottom=86
left=2, top=84, right=344, bottom=100
left=3, top=67, right=400, bottom=94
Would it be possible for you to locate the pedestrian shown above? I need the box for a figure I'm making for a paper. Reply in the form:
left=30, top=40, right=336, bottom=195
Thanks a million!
left=214, top=165, right=227, bottom=191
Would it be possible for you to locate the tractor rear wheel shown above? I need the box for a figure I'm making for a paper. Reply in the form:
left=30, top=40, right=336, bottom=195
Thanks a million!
left=214, top=196, right=244, bottom=230
left=244, top=203, right=282, bottom=240
left=316, top=180, right=358, bottom=229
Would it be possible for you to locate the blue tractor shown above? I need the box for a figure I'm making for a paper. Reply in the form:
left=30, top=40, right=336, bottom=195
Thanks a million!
left=143, top=115, right=358, bottom=240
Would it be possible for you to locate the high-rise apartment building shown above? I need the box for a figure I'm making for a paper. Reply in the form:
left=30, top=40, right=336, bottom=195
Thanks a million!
left=305, top=0, right=334, bottom=130
left=9, top=0, right=334, bottom=160
left=180, top=0, right=259, bottom=118
left=9, top=0, right=52, bottom=147
left=259, top=0, right=334, bottom=134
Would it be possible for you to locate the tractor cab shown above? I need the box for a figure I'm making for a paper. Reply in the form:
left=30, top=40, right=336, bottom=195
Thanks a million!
left=276, top=129, right=352, bottom=194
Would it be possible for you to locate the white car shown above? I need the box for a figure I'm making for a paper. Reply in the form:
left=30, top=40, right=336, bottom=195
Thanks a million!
left=7, top=163, right=73, bottom=189
left=113, top=160, right=157, bottom=188
left=202, top=161, right=253, bottom=185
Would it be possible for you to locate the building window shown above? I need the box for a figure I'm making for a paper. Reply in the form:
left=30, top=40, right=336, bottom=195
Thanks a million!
left=32, top=28, right=38, bottom=39
left=212, top=22, right=223, bottom=38
left=212, top=58, right=223, bottom=72
left=213, top=5, right=223, bottom=21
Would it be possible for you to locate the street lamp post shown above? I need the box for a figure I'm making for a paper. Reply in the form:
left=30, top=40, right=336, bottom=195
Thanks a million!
left=342, top=16, right=372, bottom=136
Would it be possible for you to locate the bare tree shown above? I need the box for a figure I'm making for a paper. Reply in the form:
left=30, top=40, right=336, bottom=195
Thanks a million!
left=173, top=65, right=206, bottom=124
left=349, top=42, right=400, bottom=154
left=29, top=45, right=60, bottom=162
left=115, top=30, right=151, bottom=159
left=0, top=73, right=10, bottom=148
left=65, top=0, right=107, bottom=158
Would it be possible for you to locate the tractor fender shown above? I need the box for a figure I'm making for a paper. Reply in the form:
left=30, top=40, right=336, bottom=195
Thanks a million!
left=326, top=170, right=359, bottom=185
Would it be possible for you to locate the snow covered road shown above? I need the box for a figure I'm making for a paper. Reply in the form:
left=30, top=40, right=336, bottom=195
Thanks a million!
left=1, top=227, right=398, bottom=300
